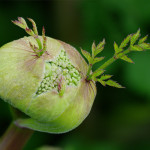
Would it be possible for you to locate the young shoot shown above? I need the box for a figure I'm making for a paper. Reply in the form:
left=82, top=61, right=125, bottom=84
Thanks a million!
left=81, top=29, right=150, bottom=88
left=12, top=17, right=47, bottom=57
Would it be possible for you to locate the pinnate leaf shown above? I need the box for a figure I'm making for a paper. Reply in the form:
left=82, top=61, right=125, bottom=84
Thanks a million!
left=105, top=80, right=124, bottom=88
left=28, top=18, right=38, bottom=35
left=25, top=28, right=34, bottom=36
left=139, top=43, right=150, bottom=49
left=94, top=39, right=105, bottom=56
left=93, top=57, right=104, bottom=64
left=120, top=55, right=134, bottom=63
left=18, top=17, right=27, bottom=26
left=97, top=79, right=106, bottom=86
left=81, top=49, right=92, bottom=63
left=92, top=69, right=105, bottom=78
left=12, top=18, right=27, bottom=29
left=100, top=75, right=112, bottom=80
left=97, top=39, right=105, bottom=49
left=114, top=42, right=123, bottom=54
left=120, top=34, right=131, bottom=49
left=130, top=45, right=143, bottom=51
left=114, top=42, right=119, bottom=52
left=131, top=29, right=140, bottom=45
left=138, top=35, right=148, bottom=44
left=94, top=47, right=104, bottom=57
left=92, top=41, right=96, bottom=57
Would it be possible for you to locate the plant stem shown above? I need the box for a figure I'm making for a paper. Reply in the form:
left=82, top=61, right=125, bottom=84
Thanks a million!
left=87, top=48, right=131, bottom=80
left=87, top=64, right=92, bottom=77
left=35, top=37, right=42, bottom=50
left=97, top=49, right=131, bottom=70
left=98, top=57, right=115, bottom=70
left=0, top=122, right=33, bottom=150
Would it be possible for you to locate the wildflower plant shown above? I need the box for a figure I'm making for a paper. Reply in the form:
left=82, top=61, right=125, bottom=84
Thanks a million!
left=0, top=17, right=150, bottom=150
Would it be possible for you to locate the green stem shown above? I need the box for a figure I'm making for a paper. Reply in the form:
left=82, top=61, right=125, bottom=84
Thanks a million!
left=98, top=57, right=115, bottom=70
left=97, top=49, right=131, bottom=70
left=87, top=48, right=131, bottom=80
left=0, top=122, right=33, bottom=150
left=35, top=37, right=42, bottom=50
left=87, top=64, right=92, bottom=77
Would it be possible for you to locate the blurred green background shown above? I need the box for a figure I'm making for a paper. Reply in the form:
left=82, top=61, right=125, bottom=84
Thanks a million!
left=1, top=0, right=150, bottom=150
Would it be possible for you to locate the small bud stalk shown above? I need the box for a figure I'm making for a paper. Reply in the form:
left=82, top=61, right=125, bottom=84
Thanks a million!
left=12, top=17, right=47, bottom=57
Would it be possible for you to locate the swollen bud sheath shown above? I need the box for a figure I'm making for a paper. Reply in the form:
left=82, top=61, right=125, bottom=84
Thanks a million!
left=0, top=36, right=96, bottom=133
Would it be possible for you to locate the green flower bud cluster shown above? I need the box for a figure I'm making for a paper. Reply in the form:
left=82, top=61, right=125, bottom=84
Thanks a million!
left=0, top=18, right=96, bottom=133
left=36, top=50, right=81, bottom=95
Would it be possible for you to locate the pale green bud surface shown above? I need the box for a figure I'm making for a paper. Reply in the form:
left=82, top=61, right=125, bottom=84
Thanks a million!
left=0, top=36, right=96, bottom=133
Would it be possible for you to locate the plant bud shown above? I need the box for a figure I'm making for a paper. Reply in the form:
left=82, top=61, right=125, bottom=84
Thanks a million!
left=0, top=36, right=96, bottom=133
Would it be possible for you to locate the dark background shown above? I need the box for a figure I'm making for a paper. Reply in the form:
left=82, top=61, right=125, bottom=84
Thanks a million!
left=1, top=0, right=150, bottom=150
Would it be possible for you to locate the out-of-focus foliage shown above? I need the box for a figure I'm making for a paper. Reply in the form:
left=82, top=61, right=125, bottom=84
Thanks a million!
left=1, top=0, right=150, bottom=150
left=36, top=146, right=62, bottom=150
